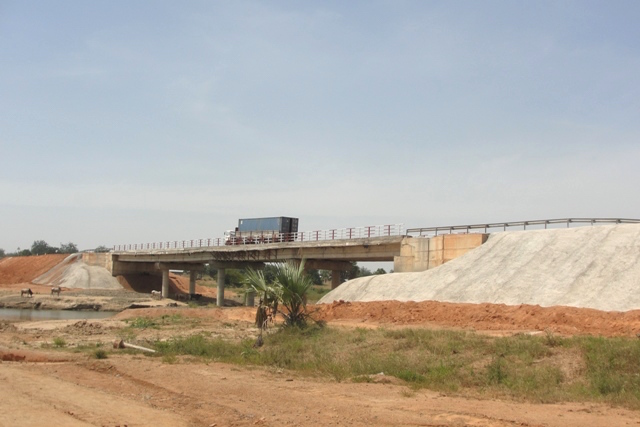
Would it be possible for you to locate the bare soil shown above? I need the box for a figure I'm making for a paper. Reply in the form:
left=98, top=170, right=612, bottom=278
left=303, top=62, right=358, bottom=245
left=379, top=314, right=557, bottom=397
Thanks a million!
left=314, top=299, right=640, bottom=337
left=2, top=256, right=640, bottom=426
left=0, top=254, right=69, bottom=283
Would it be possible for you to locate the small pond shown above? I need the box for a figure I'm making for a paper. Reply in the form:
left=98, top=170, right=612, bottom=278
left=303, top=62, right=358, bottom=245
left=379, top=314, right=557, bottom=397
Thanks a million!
left=0, top=308, right=116, bottom=321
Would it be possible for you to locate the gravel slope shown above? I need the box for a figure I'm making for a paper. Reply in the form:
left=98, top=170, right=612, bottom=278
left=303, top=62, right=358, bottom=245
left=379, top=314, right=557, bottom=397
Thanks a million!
left=32, top=253, right=122, bottom=289
left=319, top=224, right=640, bottom=312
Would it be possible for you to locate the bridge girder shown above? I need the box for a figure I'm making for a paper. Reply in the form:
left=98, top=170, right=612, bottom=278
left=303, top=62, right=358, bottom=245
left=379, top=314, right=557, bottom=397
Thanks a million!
left=111, top=236, right=405, bottom=277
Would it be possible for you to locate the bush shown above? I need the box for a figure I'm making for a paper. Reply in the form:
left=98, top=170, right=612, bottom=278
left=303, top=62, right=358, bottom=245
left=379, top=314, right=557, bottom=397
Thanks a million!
left=245, top=260, right=313, bottom=328
left=127, top=317, right=158, bottom=329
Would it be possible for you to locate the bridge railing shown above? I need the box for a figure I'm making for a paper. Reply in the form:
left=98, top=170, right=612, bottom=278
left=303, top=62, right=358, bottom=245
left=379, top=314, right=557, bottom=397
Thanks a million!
left=113, top=224, right=404, bottom=252
left=405, top=218, right=640, bottom=237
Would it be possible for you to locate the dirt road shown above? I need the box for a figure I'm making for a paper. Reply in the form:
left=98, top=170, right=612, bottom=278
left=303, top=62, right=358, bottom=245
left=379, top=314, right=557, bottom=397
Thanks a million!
left=3, top=350, right=639, bottom=427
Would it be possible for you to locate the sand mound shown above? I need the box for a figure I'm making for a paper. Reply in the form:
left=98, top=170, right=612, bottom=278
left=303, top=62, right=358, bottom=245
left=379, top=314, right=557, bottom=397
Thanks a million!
left=319, top=224, right=640, bottom=312
left=32, top=254, right=122, bottom=290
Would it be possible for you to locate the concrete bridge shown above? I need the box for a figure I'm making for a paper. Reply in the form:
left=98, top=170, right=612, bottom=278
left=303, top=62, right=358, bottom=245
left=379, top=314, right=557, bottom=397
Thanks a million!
left=109, top=218, right=638, bottom=305
left=110, top=232, right=487, bottom=305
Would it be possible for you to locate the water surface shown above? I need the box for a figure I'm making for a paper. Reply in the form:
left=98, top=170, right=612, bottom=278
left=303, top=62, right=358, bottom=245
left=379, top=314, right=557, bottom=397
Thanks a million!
left=0, top=308, right=116, bottom=321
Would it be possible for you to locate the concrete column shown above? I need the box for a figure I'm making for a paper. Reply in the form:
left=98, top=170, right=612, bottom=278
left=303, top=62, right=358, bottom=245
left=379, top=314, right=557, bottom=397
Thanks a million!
left=331, top=270, right=341, bottom=289
left=162, top=270, right=170, bottom=298
left=217, top=268, right=225, bottom=307
left=245, top=290, right=255, bottom=307
left=189, top=270, right=197, bottom=295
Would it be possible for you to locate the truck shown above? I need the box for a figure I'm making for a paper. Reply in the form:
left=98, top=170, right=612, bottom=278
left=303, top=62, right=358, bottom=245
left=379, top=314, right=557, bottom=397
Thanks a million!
left=224, top=217, right=299, bottom=245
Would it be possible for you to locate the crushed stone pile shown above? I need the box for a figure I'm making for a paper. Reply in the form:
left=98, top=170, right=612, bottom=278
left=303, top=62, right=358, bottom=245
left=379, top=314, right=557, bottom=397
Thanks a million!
left=319, top=224, right=640, bottom=312
left=32, top=254, right=122, bottom=290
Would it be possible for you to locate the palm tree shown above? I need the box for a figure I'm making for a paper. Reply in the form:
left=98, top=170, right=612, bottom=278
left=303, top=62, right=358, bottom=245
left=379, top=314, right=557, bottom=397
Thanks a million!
left=244, top=268, right=280, bottom=330
left=244, top=260, right=313, bottom=328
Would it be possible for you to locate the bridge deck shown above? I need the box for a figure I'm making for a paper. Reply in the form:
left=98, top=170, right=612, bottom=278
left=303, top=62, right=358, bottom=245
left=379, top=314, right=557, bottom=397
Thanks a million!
left=113, top=236, right=405, bottom=265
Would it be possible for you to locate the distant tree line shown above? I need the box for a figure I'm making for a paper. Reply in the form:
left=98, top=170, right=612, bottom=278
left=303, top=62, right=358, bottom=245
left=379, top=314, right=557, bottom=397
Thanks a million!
left=0, top=241, right=111, bottom=258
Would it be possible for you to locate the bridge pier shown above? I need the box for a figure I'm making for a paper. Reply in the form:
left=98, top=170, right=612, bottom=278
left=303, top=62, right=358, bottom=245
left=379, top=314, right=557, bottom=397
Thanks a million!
left=331, top=270, right=341, bottom=289
left=161, top=269, right=170, bottom=298
left=217, top=268, right=225, bottom=307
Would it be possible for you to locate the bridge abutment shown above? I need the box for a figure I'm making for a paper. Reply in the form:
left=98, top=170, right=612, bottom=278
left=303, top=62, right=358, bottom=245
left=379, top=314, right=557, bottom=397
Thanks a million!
left=394, top=234, right=488, bottom=272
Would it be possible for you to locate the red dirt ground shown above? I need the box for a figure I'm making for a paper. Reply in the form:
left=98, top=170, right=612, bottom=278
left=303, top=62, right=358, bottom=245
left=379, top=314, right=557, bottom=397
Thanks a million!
left=0, top=254, right=68, bottom=284
left=312, top=299, right=640, bottom=337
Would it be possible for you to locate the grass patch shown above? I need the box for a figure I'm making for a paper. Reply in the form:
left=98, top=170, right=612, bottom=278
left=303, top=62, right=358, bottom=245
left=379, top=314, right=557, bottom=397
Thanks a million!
left=93, top=349, right=108, bottom=359
left=154, top=334, right=253, bottom=364
left=53, top=337, right=66, bottom=348
left=147, top=324, right=640, bottom=410
left=125, top=317, right=158, bottom=329
left=306, top=284, right=331, bottom=303
left=576, top=336, right=640, bottom=405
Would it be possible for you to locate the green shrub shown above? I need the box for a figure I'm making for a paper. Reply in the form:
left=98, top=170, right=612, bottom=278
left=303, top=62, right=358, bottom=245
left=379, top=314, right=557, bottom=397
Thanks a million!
left=127, top=317, right=158, bottom=329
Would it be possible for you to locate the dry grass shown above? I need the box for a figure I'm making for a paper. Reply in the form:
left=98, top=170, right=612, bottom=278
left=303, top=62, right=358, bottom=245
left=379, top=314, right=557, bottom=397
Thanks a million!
left=111, top=322, right=640, bottom=410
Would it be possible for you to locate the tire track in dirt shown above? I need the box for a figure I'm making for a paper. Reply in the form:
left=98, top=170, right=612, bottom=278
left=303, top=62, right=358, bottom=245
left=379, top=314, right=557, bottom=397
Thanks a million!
left=0, top=362, right=190, bottom=427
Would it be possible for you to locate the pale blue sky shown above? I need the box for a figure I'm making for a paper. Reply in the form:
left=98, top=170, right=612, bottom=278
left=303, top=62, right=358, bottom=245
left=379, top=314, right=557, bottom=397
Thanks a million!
left=1, top=0, right=639, bottom=252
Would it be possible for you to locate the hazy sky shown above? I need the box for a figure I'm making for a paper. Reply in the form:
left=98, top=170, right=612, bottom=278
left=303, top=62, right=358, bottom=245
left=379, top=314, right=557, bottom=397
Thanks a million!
left=1, top=0, right=639, bottom=252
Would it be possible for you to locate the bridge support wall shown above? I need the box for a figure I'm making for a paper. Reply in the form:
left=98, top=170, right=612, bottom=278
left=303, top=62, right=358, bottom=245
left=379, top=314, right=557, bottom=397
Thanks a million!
left=394, top=234, right=489, bottom=272
left=82, top=253, right=112, bottom=270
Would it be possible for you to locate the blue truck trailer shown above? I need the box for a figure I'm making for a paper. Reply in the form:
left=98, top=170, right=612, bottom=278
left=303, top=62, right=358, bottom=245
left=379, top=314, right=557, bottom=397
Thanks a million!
left=225, top=217, right=299, bottom=244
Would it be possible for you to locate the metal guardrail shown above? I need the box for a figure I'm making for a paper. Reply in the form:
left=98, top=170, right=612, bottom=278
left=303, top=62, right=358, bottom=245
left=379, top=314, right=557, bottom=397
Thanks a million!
left=405, top=218, right=640, bottom=237
left=114, top=224, right=404, bottom=252
left=113, top=218, right=640, bottom=252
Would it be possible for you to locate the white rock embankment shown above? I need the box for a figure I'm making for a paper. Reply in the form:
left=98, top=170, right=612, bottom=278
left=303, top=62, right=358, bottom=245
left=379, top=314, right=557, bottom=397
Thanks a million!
left=319, top=224, right=640, bottom=312
left=32, top=253, right=122, bottom=290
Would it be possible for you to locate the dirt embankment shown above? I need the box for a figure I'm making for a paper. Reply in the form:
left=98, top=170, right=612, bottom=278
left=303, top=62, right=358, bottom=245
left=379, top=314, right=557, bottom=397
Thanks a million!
left=313, top=300, right=640, bottom=337
left=0, top=254, right=69, bottom=284
left=120, top=301, right=640, bottom=338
